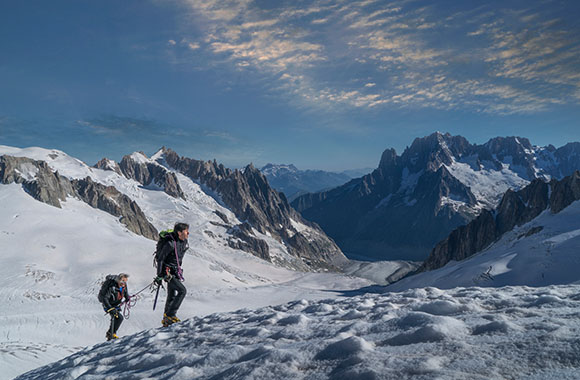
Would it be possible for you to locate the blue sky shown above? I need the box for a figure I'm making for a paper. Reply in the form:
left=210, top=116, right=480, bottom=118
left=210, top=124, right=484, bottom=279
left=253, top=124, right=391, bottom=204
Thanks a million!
left=1, top=0, right=579, bottom=171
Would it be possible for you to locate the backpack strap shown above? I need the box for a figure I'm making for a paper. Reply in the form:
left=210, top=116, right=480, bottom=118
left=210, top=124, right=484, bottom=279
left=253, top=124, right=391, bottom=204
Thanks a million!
left=170, top=234, right=184, bottom=281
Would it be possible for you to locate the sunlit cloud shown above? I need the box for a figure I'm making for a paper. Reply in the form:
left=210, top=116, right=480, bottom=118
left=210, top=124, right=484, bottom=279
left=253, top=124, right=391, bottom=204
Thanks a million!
left=173, top=0, right=580, bottom=115
left=187, top=42, right=200, bottom=50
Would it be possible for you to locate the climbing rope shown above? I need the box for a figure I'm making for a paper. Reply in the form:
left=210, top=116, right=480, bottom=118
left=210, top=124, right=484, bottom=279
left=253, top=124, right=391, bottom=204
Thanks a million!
left=120, top=281, right=156, bottom=319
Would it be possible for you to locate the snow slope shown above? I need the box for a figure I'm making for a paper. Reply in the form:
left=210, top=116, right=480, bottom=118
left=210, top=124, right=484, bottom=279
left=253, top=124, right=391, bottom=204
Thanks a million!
left=18, top=285, right=580, bottom=379
left=0, top=147, right=372, bottom=379
left=388, top=200, right=580, bottom=291
left=446, top=159, right=531, bottom=209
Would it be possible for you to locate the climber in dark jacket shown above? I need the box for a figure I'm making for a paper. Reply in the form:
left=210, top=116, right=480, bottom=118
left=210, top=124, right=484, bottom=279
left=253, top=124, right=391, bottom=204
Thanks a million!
left=155, top=222, right=189, bottom=327
left=98, top=273, right=130, bottom=340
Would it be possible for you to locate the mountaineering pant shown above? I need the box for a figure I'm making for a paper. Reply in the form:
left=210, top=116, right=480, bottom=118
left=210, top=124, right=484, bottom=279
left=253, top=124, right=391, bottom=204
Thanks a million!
left=165, top=276, right=187, bottom=317
left=109, top=312, right=124, bottom=334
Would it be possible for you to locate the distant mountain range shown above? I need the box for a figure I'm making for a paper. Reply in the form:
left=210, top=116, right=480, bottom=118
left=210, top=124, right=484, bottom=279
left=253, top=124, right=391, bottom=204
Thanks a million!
left=260, top=163, right=371, bottom=201
left=292, top=132, right=580, bottom=261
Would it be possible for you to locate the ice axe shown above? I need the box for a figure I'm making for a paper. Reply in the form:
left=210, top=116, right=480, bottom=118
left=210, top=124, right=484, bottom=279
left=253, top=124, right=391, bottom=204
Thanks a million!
left=153, top=282, right=161, bottom=311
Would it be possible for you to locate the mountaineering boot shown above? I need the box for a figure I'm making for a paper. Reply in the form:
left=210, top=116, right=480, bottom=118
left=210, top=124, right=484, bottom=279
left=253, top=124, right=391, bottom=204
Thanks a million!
left=162, top=314, right=172, bottom=327
left=162, top=313, right=180, bottom=327
left=106, top=332, right=119, bottom=341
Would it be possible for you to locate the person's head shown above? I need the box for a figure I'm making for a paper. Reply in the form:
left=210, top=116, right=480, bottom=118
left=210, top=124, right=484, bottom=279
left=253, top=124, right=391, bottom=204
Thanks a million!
left=174, top=222, right=190, bottom=241
left=116, top=273, right=129, bottom=286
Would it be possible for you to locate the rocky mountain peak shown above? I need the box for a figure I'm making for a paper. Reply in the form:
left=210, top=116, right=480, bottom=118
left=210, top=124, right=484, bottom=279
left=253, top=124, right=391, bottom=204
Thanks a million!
left=484, top=136, right=534, bottom=163
left=401, top=132, right=471, bottom=172
left=378, top=148, right=398, bottom=171
left=93, top=158, right=122, bottom=175
left=483, top=136, right=540, bottom=179
left=291, top=133, right=579, bottom=262
left=485, top=136, right=533, bottom=153
left=244, top=163, right=259, bottom=173
left=160, top=148, right=348, bottom=271
left=118, top=153, right=185, bottom=199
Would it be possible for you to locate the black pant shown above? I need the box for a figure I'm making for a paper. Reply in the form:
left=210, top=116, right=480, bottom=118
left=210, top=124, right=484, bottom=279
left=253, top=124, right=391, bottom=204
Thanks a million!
left=165, top=277, right=186, bottom=317
left=108, top=311, right=124, bottom=335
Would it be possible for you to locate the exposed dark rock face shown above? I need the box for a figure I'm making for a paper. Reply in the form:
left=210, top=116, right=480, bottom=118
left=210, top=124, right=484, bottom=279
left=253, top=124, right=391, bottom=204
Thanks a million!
left=292, top=132, right=580, bottom=261
left=1, top=156, right=71, bottom=207
left=160, top=148, right=348, bottom=271
left=0, top=155, right=158, bottom=240
left=93, top=158, right=122, bottom=175
left=117, top=154, right=185, bottom=199
left=72, top=177, right=158, bottom=240
left=549, top=170, right=580, bottom=213
left=227, top=222, right=270, bottom=262
left=0, top=156, right=73, bottom=208
left=553, top=142, right=580, bottom=179
left=292, top=132, right=480, bottom=261
left=214, top=210, right=229, bottom=224
left=421, top=171, right=580, bottom=271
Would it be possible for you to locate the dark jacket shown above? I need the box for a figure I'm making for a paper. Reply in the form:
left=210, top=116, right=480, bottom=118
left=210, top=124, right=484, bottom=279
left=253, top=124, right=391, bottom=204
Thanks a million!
left=156, top=232, right=189, bottom=277
left=98, top=275, right=129, bottom=311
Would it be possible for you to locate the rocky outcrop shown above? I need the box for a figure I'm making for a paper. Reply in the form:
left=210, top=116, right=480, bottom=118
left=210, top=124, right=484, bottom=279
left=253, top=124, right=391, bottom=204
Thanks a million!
left=292, top=132, right=580, bottom=261
left=553, top=142, right=580, bottom=178
left=0, top=155, right=158, bottom=240
left=421, top=171, right=580, bottom=271
left=160, top=148, right=348, bottom=271
left=1, top=156, right=73, bottom=208
left=115, top=154, right=185, bottom=199
left=227, top=222, right=270, bottom=262
left=93, top=158, right=122, bottom=175
left=72, top=177, right=158, bottom=240
left=549, top=170, right=580, bottom=213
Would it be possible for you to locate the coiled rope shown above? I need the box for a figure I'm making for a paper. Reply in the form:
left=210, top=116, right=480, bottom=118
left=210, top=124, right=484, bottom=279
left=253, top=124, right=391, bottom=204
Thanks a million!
left=120, top=281, right=156, bottom=319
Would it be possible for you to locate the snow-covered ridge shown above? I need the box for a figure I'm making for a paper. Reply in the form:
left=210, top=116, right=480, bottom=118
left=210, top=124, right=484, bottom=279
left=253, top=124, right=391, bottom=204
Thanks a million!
left=1, top=145, right=348, bottom=272
left=18, top=285, right=580, bottom=379
left=0, top=145, right=94, bottom=179
left=389, top=199, right=580, bottom=291
left=261, top=163, right=299, bottom=177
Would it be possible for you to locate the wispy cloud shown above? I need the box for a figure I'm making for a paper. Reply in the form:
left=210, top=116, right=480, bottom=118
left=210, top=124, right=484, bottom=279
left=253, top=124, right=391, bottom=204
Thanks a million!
left=76, top=116, right=179, bottom=136
left=202, top=130, right=238, bottom=143
left=172, top=0, right=580, bottom=115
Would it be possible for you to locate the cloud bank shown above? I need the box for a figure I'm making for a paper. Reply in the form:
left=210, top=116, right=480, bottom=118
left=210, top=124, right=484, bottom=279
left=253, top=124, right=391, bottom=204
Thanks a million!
left=168, top=0, right=579, bottom=115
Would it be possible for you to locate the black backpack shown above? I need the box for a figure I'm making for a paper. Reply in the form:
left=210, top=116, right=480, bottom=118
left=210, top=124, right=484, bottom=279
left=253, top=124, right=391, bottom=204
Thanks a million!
left=153, top=229, right=175, bottom=268
left=97, top=275, right=117, bottom=303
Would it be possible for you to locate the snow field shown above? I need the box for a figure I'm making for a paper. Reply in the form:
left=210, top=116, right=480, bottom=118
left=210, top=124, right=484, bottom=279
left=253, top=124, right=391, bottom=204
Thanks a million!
left=18, top=285, right=580, bottom=380
left=0, top=172, right=371, bottom=379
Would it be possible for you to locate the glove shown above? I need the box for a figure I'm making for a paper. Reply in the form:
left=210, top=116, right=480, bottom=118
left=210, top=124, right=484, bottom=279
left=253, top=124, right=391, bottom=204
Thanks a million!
left=154, top=276, right=163, bottom=286
left=107, top=308, right=119, bottom=318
